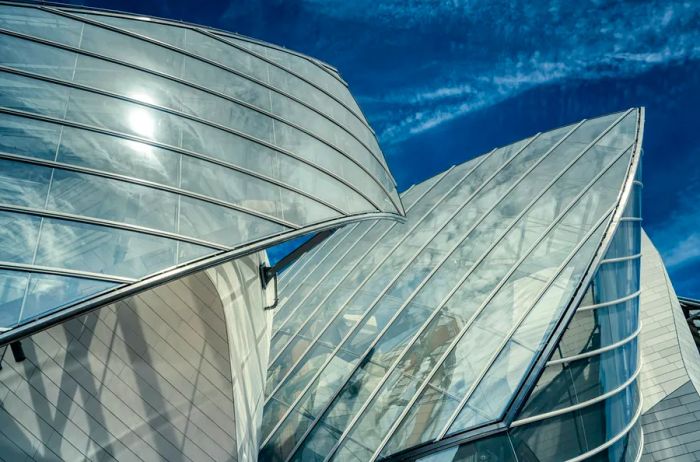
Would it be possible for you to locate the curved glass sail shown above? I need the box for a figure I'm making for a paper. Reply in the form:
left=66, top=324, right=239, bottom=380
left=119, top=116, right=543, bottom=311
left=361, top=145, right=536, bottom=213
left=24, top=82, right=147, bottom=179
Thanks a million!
left=0, top=3, right=402, bottom=340
left=262, top=108, right=643, bottom=461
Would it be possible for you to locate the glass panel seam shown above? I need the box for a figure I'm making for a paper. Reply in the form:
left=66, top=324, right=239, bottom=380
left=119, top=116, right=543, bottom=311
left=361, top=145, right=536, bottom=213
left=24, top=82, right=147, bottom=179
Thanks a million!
left=546, top=323, right=641, bottom=366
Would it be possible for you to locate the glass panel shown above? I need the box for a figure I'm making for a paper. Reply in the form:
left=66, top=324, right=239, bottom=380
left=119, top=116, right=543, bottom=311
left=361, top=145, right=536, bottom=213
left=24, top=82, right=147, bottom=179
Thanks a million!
left=46, top=169, right=179, bottom=232
left=518, top=339, right=638, bottom=418
left=603, top=221, right=640, bottom=259
left=0, top=158, right=51, bottom=207
left=0, top=270, right=29, bottom=328
left=177, top=241, right=216, bottom=264
left=509, top=381, right=640, bottom=461
left=0, top=211, right=41, bottom=263
left=0, top=71, right=70, bottom=118
left=552, top=297, right=638, bottom=359
left=416, top=433, right=517, bottom=462
left=20, top=273, right=118, bottom=322
left=34, top=218, right=178, bottom=278
left=0, top=6, right=85, bottom=48
left=593, top=259, right=640, bottom=301
left=0, top=112, right=62, bottom=161
left=180, top=155, right=282, bottom=220
left=0, top=33, right=77, bottom=80
left=57, top=126, right=180, bottom=186
left=178, top=197, right=286, bottom=248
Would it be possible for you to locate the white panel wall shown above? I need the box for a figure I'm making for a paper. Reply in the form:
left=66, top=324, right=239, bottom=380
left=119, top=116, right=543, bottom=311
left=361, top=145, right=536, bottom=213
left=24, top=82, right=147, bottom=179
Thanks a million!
left=0, top=251, right=271, bottom=462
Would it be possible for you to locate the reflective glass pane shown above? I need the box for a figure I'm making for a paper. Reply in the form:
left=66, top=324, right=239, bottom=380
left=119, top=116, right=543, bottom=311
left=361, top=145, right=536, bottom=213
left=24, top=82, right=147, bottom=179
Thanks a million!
left=20, top=273, right=118, bottom=322
left=0, top=211, right=41, bottom=263
left=0, top=112, right=62, bottom=161
left=178, top=197, right=286, bottom=247
left=416, top=433, right=517, bottom=462
left=0, top=158, right=51, bottom=207
left=34, top=219, right=178, bottom=278
left=0, top=270, right=29, bottom=327
left=47, top=170, right=179, bottom=232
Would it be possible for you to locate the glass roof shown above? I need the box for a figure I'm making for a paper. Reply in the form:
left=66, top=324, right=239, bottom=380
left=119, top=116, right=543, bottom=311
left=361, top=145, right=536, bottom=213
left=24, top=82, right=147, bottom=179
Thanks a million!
left=262, top=108, right=643, bottom=461
left=0, top=3, right=402, bottom=340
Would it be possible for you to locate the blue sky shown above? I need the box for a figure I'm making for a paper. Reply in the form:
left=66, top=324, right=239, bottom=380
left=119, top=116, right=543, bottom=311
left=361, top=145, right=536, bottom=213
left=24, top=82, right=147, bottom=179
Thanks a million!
left=67, top=0, right=700, bottom=298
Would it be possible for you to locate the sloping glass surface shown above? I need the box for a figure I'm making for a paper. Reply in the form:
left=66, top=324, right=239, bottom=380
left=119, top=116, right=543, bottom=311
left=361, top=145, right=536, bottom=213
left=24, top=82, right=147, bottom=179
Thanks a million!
left=0, top=3, right=402, bottom=336
left=263, top=109, right=643, bottom=461
left=508, top=157, right=642, bottom=460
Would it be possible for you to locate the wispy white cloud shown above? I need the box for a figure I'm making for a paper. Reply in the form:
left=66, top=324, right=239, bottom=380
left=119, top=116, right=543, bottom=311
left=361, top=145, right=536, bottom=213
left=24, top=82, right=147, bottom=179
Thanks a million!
left=299, top=0, right=700, bottom=145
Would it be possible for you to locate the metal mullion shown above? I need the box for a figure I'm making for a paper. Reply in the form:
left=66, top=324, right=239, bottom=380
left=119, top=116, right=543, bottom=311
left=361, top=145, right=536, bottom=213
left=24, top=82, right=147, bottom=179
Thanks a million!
left=511, top=363, right=642, bottom=427
left=0, top=147, right=299, bottom=229
left=37, top=6, right=398, bottom=196
left=261, top=152, right=495, bottom=446
left=330, top=117, right=619, bottom=459
left=271, top=223, right=363, bottom=336
left=619, top=217, right=642, bottom=222
left=0, top=261, right=135, bottom=283
left=282, top=133, right=542, bottom=458
left=0, top=29, right=386, bottom=215
left=262, top=160, right=468, bottom=418
left=577, top=290, right=640, bottom=311
left=370, top=116, right=634, bottom=458
left=431, top=142, right=636, bottom=442
left=546, top=323, right=641, bottom=366
left=0, top=62, right=395, bottom=215
left=0, top=203, right=227, bottom=251
left=599, top=253, right=641, bottom=264
left=270, top=182, right=432, bottom=365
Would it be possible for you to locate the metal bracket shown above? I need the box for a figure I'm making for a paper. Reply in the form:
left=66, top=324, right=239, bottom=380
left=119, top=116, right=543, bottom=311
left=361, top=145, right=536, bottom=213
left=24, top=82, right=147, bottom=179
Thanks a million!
left=260, top=229, right=334, bottom=310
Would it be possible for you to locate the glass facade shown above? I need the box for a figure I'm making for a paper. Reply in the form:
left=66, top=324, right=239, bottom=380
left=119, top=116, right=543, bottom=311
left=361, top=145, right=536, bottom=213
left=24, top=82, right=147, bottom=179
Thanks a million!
left=0, top=3, right=401, bottom=338
left=263, top=109, right=644, bottom=461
